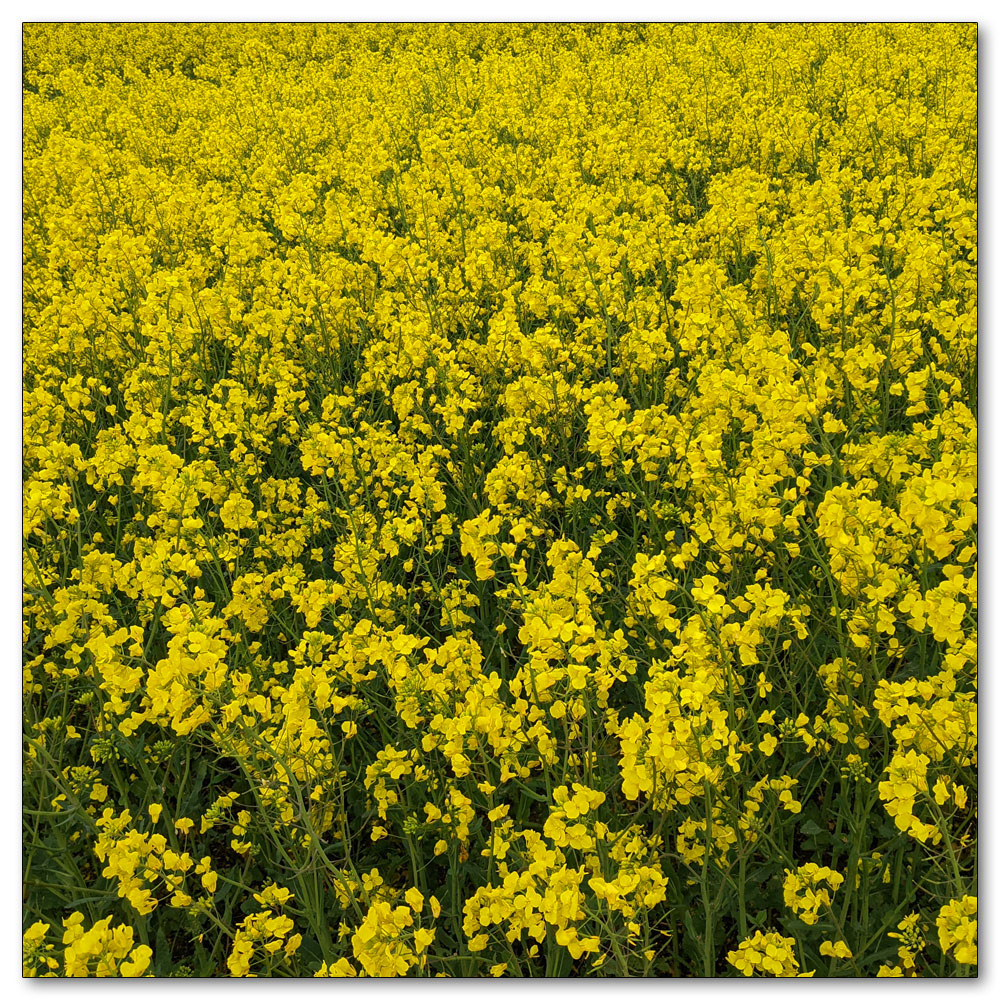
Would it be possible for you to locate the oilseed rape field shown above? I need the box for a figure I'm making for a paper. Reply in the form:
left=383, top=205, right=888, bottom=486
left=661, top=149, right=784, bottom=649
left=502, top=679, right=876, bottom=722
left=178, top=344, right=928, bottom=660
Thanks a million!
left=22, top=23, right=977, bottom=978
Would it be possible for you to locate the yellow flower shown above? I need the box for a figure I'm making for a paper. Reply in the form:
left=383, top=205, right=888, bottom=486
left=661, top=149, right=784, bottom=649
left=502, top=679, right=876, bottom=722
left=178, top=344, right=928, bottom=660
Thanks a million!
left=820, top=940, right=853, bottom=960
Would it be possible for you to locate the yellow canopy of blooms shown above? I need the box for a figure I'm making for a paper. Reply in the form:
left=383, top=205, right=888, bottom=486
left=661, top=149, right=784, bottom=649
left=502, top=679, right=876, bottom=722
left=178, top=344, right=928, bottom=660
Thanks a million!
left=23, top=23, right=975, bottom=978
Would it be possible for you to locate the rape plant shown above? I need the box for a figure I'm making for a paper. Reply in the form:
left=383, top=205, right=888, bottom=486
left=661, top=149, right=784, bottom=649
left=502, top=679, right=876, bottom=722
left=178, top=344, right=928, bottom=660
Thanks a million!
left=23, top=23, right=976, bottom=977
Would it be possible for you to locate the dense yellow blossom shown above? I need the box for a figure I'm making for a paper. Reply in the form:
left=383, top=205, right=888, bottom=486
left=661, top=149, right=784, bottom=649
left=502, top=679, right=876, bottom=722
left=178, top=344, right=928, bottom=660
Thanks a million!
left=783, top=864, right=844, bottom=925
left=727, top=931, right=808, bottom=977
left=936, top=896, right=977, bottom=966
left=23, top=22, right=976, bottom=978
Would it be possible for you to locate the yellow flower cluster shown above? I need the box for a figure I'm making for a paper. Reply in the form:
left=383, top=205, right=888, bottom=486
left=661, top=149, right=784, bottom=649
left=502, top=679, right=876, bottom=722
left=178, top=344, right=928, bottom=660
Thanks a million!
left=782, top=864, right=844, bottom=925
left=23, top=914, right=153, bottom=978
left=22, top=22, right=976, bottom=978
left=94, top=807, right=217, bottom=914
left=936, top=896, right=977, bottom=966
left=726, top=931, right=809, bottom=977
left=227, top=907, right=302, bottom=977
left=22, top=922, right=59, bottom=977
left=351, top=897, right=437, bottom=977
